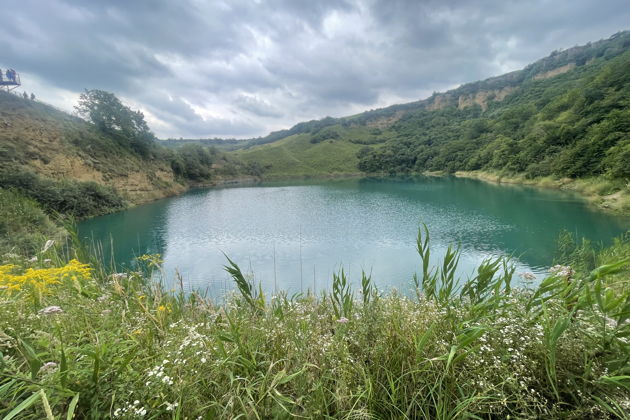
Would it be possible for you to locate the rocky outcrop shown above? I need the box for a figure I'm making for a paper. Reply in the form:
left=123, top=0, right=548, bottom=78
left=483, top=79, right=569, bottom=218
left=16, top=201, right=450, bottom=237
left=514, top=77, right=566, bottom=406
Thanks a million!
left=533, top=63, right=576, bottom=80
left=457, top=86, right=516, bottom=111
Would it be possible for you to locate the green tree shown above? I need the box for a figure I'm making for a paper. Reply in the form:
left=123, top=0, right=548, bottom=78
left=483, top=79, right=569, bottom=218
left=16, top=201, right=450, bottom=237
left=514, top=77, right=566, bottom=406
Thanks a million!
left=75, top=89, right=155, bottom=156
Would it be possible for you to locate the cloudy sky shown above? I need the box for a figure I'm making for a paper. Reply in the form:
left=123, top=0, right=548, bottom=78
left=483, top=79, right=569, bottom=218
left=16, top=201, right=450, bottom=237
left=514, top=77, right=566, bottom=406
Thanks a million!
left=1, top=0, right=628, bottom=139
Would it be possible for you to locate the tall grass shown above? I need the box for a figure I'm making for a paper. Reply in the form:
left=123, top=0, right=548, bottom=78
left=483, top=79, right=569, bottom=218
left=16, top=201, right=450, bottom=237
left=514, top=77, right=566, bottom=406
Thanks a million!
left=0, top=228, right=628, bottom=418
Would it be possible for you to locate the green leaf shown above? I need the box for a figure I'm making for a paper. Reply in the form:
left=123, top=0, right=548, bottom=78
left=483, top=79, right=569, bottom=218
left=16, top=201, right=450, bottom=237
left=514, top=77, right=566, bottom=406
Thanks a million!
left=598, top=375, right=630, bottom=389
left=2, top=390, right=42, bottom=420
left=66, top=393, right=80, bottom=420
left=589, top=258, right=630, bottom=280
left=19, top=338, right=42, bottom=380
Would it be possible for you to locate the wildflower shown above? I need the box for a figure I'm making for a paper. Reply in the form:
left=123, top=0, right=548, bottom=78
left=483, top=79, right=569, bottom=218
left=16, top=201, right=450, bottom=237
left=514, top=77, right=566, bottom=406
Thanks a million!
left=39, top=305, right=64, bottom=315
left=165, top=402, right=179, bottom=411
left=136, top=407, right=147, bottom=416
left=39, top=361, right=58, bottom=375
left=0, top=259, right=91, bottom=296
left=519, top=272, right=536, bottom=280
left=549, top=265, right=574, bottom=278
left=41, top=240, right=55, bottom=253
left=337, top=317, right=349, bottom=324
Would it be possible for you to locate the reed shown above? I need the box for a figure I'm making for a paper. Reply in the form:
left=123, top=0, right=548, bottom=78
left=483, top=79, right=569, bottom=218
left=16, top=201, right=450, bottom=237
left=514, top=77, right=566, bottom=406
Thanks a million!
left=0, top=228, right=628, bottom=418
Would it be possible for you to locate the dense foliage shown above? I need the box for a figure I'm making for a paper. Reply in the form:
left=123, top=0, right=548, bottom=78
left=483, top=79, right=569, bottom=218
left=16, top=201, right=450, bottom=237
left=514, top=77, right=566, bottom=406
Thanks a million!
left=0, top=189, right=62, bottom=256
left=356, top=47, right=630, bottom=180
left=0, top=170, right=126, bottom=219
left=0, top=230, right=628, bottom=418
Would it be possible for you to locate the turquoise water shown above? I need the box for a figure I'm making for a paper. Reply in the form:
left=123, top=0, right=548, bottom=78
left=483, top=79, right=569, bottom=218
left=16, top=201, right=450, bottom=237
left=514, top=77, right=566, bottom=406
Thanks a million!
left=79, top=176, right=629, bottom=298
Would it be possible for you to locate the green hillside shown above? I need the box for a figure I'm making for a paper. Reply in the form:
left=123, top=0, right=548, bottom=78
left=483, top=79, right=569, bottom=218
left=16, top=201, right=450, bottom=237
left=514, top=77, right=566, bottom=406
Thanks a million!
left=0, top=90, right=259, bottom=216
left=236, top=130, right=370, bottom=177
left=234, top=31, right=630, bottom=210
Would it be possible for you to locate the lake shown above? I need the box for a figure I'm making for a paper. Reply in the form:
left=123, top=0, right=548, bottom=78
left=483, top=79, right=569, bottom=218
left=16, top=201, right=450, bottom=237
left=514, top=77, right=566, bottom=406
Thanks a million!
left=79, top=176, right=630, bottom=298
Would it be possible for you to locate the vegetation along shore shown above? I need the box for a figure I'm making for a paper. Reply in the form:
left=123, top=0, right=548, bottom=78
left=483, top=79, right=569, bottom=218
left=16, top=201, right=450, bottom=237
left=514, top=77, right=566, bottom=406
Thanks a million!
left=1, top=227, right=629, bottom=418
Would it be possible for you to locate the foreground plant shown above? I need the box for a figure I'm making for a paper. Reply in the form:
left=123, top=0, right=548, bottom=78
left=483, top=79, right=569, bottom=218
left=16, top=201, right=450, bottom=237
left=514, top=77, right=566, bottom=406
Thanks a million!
left=0, top=230, right=628, bottom=419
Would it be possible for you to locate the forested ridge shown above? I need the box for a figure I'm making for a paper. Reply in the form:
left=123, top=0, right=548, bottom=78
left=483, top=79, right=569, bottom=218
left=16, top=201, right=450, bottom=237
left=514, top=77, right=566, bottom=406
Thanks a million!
left=356, top=41, right=630, bottom=179
left=236, top=31, right=630, bottom=189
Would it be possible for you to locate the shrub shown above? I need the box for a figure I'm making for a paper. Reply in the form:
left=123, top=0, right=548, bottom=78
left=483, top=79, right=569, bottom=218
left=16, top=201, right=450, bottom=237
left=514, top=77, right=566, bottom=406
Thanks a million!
left=0, top=189, right=62, bottom=255
left=0, top=169, right=126, bottom=218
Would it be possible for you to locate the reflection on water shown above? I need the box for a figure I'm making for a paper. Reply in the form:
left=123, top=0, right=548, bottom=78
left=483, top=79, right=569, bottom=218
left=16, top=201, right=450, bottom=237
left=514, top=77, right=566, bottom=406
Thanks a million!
left=79, top=176, right=630, bottom=298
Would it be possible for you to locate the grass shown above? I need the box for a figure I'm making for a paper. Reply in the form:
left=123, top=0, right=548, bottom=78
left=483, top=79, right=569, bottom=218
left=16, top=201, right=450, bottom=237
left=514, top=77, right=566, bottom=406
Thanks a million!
left=0, top=229, right=629, bottom=418
left=235, top=132, right=368, bottom=178
left=0, top=188, right=64, bottom=256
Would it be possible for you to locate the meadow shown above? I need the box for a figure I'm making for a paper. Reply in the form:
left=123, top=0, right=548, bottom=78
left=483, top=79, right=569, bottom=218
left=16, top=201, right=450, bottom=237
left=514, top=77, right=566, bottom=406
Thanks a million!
left=0, top=226, right=629, bottom=419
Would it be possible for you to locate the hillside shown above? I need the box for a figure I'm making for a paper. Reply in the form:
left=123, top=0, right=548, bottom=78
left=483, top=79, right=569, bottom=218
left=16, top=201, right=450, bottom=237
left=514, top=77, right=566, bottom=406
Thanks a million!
left=236, top=31, right=630, bottom=201
left=0, top=91, right=264, bottom=219
left=0, top=91, right=185, bottom=206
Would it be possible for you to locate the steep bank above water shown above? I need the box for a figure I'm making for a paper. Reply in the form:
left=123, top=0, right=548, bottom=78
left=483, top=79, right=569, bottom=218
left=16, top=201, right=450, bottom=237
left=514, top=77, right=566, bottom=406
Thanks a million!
left=0, top=91, right=185, bottom=206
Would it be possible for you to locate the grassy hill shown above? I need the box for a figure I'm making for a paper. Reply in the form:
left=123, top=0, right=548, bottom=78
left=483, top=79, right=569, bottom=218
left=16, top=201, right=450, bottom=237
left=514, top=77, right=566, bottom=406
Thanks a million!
left=0, top=91, right=185, bottom=207
left=236, top=132, right=366, bottom=177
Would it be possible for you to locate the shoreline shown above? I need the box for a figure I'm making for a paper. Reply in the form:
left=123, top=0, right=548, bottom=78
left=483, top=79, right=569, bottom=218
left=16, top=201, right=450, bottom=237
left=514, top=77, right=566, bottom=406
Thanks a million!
left=106, top=170, right=630, bottom=220
left=450, top=170, right=630, bottom=216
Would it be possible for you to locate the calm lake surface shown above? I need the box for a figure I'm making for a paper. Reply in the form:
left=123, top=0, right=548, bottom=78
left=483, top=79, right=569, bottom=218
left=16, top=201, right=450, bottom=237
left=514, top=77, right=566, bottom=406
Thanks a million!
left=79, top=176, right=630, bottom=298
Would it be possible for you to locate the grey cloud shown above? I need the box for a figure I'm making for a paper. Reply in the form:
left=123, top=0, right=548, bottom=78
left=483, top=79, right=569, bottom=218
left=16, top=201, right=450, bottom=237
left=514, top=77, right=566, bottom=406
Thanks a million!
left=0, top=0, right=628, bottom=138
left=234, top=94, right=284, bottom=118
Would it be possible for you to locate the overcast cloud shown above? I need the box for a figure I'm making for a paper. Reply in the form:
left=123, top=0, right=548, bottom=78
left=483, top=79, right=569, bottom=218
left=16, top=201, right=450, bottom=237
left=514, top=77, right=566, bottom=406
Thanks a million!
left=1, top=0, right=628, bottom=138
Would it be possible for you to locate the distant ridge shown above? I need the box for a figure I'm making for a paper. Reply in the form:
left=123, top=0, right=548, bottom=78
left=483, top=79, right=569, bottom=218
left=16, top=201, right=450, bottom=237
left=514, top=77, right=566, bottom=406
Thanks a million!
left=203, top=30, right=629, bottom=150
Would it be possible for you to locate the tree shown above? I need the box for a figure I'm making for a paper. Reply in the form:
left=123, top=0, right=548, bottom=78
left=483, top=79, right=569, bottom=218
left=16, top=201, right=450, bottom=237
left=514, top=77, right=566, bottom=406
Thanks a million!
left=75, top=89, right=155, bottom=156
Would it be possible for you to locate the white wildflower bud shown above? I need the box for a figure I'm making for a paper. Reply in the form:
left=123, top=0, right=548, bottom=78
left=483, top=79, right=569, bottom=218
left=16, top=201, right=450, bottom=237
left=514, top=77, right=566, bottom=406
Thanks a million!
left=110, top=273, right=128, bottom=281
left=519, top=272, right=536, bottom=280
left=39, top=361, right=58, bottom=375
left=38, top=306, right=64, bottom=315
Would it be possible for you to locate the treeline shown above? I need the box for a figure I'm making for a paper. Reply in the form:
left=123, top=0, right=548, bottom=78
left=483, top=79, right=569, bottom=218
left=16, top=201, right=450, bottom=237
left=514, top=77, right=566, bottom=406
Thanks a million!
left=357, top=46, right=630, bottom=180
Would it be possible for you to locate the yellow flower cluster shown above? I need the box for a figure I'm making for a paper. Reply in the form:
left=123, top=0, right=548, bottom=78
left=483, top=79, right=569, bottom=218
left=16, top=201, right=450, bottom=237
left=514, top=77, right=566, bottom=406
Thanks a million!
left=0, top=259, right=92, bottom=295
left=137, top=254, right=163, bottom=264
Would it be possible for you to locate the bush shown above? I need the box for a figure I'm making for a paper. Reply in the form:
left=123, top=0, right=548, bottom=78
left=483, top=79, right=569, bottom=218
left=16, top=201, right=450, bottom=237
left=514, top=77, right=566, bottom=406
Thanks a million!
left=0, top=169, right=126, bottom=218
left=0, top=189, right=62, bottom=255
left=310, top=128, right=340, bottom=144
